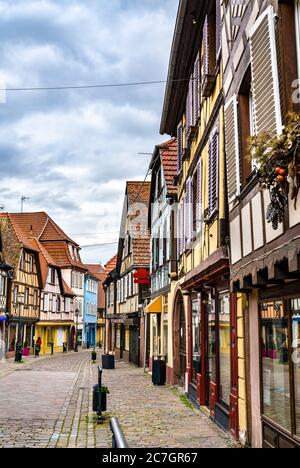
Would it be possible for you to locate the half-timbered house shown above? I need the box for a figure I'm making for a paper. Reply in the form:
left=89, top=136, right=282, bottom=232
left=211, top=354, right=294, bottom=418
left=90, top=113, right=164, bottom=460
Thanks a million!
left=223, top=0, right=300, bottom=448
left=160, top=0, right=238, bottom=439
left=145, top=138, right=178, bottom=381
left=105, top=182, right=151, bottom=367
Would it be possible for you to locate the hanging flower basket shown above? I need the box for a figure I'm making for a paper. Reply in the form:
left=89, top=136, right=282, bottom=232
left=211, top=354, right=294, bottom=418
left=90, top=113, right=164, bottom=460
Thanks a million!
left=249, top=113, right=300, bottom=230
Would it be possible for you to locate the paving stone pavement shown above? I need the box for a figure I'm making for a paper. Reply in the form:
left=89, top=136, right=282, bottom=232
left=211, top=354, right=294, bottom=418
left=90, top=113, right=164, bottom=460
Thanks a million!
left=0, top=351, right=238, bottom=448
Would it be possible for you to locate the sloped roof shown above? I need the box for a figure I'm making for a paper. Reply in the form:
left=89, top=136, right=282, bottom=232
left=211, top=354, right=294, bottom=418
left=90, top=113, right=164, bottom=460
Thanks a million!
left=104, top=255, right=117, bottom=273
left=159, top=138, right=178, bottom=196
left=42, top=241, right=87, bottom=271
left=127, top=182, right=151, bottom=206
left=8, top=212, right=77, bottom=245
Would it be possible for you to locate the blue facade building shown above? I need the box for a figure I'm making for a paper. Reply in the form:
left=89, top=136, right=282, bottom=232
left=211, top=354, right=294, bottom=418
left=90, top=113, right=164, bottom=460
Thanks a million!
left=83, top=270, right=98, bottom=348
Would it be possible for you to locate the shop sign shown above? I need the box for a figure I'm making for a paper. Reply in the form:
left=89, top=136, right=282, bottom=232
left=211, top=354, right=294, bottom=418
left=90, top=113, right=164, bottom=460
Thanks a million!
left=134, top=269, right=150, bottom=285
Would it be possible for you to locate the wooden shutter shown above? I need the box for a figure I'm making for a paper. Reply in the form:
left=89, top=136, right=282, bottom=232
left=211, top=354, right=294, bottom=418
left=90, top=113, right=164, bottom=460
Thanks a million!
left=208, top=129, right=219, bottom=219
left=187, top=178, right=193, bottom=243
left=196, top=159, right=203, bottom=234
left=193, top=54, right=201, bottom=124
left=249, top=6, right=282, bottom=135
left=203, top=16, right=210, bottom=76
left=225, top=95, right=241, bottom=202
left=177, top=123, right=183, bottom=173
left=216, top=0, right=222, bottom=57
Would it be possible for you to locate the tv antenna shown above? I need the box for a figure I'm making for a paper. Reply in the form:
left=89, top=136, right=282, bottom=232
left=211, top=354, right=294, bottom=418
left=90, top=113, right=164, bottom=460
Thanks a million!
left=21, top=196, right=30, bottom=213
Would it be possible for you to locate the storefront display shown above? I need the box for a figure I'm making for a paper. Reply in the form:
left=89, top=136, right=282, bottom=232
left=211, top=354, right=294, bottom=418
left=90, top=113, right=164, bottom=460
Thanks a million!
left=260, top=297, right=300, bottom=446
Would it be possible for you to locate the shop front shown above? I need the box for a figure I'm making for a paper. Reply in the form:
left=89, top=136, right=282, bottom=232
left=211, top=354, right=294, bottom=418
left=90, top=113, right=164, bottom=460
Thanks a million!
left=259, top=289, right=300, bottom=448
left=5, top=318, right=37, bottom=357
left=35, top=322, right=74, bottom=354
left=145, top=294, right=169, bottom=373
left=181, top=256, right=239, bottom=439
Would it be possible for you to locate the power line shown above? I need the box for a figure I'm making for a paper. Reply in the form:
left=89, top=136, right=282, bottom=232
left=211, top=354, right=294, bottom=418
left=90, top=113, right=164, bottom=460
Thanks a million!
left=1, top=78, right=190, bottom=92
left=81, top=241, right=118, bottom=249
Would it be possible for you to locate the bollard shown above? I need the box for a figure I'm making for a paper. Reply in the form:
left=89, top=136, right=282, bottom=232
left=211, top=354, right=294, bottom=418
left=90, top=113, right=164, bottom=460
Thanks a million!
left=92, top=348, right=97, bottom=363
left=97, top=366, right=104, bottom=424
left=50, top=343, right=54, bottom=356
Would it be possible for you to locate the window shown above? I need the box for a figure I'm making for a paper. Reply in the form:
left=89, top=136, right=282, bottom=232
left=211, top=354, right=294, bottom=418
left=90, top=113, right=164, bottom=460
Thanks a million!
left=192, top=298, right=201, bottom=383
left=177, top=123, right=183, bottom=174
left=261, top=301, right=291, bottom=432
left=202, top=3, right=219, bottom=97
left=33, top=290, right=38, bottom=308
left=249, top=6, right=282, bottom=135
left=25, top=288, right=30, bottom=307
left=13, top=286, right=18, bottom=306
left=20, top=252, right=26, bottom=271
left=208, top=129, right=219, bottom=219
left=156, top=168, right=162, bottom=198
left=29, top=255, right=35, bottom=273
left=208, top=295, right=217, bottom=385
left=218, top=293, right=231, bottom=407
left=50, top=268, right=56, bottom=285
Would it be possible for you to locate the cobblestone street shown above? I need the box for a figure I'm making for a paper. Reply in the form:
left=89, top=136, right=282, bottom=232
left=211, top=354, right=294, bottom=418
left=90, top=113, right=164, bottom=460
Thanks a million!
left=0, top=351, right=237, bottom=448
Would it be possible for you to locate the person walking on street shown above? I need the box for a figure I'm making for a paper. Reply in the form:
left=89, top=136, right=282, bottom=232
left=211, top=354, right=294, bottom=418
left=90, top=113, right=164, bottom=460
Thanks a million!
left=35, top=337, right=42, bottom=358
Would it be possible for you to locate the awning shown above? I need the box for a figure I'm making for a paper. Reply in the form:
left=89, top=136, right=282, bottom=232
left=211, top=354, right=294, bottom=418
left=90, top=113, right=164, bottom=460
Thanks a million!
left=144, top=296, right=163, bottom=314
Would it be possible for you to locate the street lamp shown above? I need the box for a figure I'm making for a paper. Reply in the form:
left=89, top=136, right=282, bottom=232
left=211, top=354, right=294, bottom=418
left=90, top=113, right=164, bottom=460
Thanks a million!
left=14, top=293, right=24, bottom=362
left=74, top=308, right=80, bottom=353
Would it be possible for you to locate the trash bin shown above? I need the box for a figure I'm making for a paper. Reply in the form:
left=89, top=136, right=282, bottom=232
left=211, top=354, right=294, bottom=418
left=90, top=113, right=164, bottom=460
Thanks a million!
left=92, top=384, right=107, bottom=412
left=152, top=356, right=166, bottom=386
left=102, top=354, right=115, bottom=370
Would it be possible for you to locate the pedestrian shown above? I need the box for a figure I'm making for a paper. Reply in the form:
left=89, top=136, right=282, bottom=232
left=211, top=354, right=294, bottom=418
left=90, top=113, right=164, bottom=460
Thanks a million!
left=35, top=337, right=42, bottom=358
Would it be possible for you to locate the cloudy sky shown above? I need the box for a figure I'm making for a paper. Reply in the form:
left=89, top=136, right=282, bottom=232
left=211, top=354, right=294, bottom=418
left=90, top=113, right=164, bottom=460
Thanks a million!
left=0, top=0, right=178, bottom=265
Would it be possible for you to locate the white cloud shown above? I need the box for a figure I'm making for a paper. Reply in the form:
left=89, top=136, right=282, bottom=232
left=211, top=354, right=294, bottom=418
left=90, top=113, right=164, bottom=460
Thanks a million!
left=0, top=0, right=178, bottom=264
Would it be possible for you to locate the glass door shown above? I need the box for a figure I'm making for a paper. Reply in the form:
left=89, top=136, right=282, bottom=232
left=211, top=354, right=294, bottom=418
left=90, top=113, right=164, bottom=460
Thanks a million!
left=206, top=295, right=217, bottom=407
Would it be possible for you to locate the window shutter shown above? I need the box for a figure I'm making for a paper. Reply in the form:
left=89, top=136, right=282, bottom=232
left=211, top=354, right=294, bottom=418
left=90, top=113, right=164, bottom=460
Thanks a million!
left=225, top=95, right=241, bottom=202
left=177, top=123, right=183, bottom=173
left=249, top=6, right=282, bottom=135
left=208, top=129, right=219, bottom=219
left=186, top=178, right=193, bottom=244
left=216, top=0, right=221, bottom=57
left=193, top=55, right=200, bottom=124
left=203, top=16, right=210, bottom=76
left=196, top=160, right=203, bottom=234
left=177, top=206, right=180, bottom=259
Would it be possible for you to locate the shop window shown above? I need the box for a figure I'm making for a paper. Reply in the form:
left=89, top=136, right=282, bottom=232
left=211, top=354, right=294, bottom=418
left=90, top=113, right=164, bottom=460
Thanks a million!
left=291, top=299, right=300, bottom=437
left=125, top=328, right=130, bottom=352
left=9, top=324, right=16, bottom=352
left=261, top=301, right=292, bottom=432
left=192, top=298, right=201, bottom=383
left=208, top=295, right=217, bottom=384
left=218, top=293, right=231, bottom=407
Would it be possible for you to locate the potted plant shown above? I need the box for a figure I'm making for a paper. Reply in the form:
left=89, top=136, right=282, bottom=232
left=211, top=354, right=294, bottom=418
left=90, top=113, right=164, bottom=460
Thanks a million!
left=22, top=340, right=30, bottom=357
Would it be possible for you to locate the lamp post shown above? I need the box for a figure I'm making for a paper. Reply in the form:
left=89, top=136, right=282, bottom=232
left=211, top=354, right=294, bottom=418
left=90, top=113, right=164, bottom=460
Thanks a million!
left=15, top=293, right=24, bottom=363
left=74, top=308, right=80, bottom=352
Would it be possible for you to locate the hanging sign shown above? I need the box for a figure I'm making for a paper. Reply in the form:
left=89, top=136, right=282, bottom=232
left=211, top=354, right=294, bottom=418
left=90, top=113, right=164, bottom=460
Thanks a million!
left=134, top=269, right=150, bottom=285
